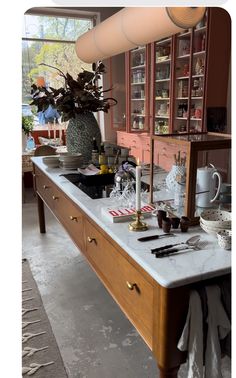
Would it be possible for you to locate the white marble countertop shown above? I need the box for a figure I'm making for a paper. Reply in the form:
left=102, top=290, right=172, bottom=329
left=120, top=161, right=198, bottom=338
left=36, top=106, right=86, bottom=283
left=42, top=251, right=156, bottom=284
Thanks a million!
left=32, top=157, right=231, bottom=289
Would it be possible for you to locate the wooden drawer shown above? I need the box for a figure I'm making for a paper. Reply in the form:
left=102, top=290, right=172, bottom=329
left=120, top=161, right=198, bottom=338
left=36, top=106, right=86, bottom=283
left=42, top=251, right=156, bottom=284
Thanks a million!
left=117, top=131, right=128, bottom=147
left=84, top=219, right=153, bottom=347
left=34, top=166, right=55, bottom=209
left=55, top=193, right=84, bottom=251
left=34, top=166, right=84, bottom=251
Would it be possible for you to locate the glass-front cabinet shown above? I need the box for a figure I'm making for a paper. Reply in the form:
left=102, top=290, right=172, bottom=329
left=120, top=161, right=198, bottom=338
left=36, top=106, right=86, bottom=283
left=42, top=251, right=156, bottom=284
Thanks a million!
left=154, top=38, right=172, bottom=135
left=153, top=11, right=208, bottom=135
left=126, top=46, right=149, bottom=132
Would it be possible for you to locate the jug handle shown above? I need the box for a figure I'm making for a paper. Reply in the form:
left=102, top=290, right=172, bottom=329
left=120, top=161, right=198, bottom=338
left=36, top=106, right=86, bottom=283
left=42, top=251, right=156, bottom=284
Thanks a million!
left=210, top=171, right=222, bottom=203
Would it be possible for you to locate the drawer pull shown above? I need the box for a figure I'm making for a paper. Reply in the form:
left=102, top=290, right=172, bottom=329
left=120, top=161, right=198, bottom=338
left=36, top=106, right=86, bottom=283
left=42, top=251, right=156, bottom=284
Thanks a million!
left=87, top=236, right=96, bottom=243
left=70, top=216, right=78, bottom=222
left=126, top=281, right=137, bottom=290
left=43, top=185, right=49, bottom=189
left=52, top=195, right=59, bottom=200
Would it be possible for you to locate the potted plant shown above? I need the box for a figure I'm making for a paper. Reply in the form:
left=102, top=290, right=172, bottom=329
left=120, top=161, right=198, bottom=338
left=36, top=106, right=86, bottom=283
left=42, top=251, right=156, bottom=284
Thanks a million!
left=22, top=115, right=34, bottom=152
left=22, top=115, right=34, bottom=135
left=31, top=62, right=117, bottom=164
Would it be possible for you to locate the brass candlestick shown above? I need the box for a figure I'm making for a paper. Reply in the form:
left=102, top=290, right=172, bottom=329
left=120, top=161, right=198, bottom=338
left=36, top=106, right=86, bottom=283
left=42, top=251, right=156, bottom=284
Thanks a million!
left=128, top=210, right=148, bottom=231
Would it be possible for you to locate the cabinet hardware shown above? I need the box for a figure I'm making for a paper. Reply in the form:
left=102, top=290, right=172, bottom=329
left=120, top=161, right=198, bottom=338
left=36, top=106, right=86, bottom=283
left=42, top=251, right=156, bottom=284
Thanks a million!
left=70, top=216, right=78, bottom=221
left=52, top=195, right=59, bottom=200
left=43, top=185, right=49, bottom=189
left=126, top=281, right=137, bottom=290
left=87, top=236, right=96, bottom=243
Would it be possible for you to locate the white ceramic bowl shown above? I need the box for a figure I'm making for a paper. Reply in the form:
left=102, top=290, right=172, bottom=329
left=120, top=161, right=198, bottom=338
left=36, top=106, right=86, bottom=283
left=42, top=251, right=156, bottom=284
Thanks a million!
left=200, top=221, right=231, bottom=236
left=217, top=229, right=232, bottom=250
left=42, top=156, right=60, bottom=168
left=200, top=209, right=231, bottom=228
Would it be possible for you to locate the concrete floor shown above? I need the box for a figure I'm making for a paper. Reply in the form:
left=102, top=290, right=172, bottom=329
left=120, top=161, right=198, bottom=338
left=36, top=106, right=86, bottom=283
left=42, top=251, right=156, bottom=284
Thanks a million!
left=22, top=188, right=231, bottom=378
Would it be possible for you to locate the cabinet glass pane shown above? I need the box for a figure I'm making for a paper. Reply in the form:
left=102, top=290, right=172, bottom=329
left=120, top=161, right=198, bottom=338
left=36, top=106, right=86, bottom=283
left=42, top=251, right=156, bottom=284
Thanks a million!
left=130, top=46, right=147, bottom=131
left=190, top=21, right=207, bottom=132
left=174, top=30, right=191, bottom=133
left=154, top=38, right=171, bottom=135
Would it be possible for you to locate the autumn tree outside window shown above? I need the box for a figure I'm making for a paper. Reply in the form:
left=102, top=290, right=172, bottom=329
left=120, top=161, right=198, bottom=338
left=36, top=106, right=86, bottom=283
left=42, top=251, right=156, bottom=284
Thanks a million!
left=22, top=9, right=97, bottom=113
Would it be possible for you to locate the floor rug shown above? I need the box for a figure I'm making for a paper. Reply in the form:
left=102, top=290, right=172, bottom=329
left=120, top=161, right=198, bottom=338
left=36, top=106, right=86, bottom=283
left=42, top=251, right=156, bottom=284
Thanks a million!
left=22, top=259, right=68, bottom=377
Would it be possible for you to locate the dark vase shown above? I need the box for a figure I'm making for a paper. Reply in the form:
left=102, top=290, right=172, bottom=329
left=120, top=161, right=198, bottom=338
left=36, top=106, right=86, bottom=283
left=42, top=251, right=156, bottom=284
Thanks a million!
left=66, top=113, right=101, bottom=165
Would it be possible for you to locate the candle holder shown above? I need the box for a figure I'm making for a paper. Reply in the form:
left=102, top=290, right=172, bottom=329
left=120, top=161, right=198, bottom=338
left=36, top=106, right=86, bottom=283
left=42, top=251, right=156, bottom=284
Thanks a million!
left=128, top=210, right=148, bottom=231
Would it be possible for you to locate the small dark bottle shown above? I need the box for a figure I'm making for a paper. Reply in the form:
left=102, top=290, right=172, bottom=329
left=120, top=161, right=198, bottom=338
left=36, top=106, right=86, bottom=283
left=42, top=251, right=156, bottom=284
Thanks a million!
left=92, top=137, right=99, bottom=152
left=91, top=137, right=99, bottom=165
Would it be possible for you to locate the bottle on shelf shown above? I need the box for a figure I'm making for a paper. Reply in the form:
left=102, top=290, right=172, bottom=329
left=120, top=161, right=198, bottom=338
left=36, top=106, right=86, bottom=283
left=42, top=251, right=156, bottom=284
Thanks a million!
left=26, top=133, right=35, bottom=151
left=140, top=51, right=144, bottom=65
left=139, top=117, right=144, bottom=130
left=91, top=137, right=99, bottom=166
left=201, top=33, right=206, bottom=51
left=132, top=116, right=139, bottom=129
left=177, top=103, right=183, bottom=117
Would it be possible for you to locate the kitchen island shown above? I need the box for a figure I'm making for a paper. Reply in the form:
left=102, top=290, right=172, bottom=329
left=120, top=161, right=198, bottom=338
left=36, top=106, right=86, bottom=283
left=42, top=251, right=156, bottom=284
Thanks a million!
left=32, top=157, right=231, bottom=378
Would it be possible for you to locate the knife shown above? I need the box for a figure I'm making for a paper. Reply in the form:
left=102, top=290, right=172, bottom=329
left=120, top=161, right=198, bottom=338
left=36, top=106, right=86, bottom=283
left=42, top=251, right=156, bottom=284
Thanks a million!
left=137, top=234, right=175, bottom=242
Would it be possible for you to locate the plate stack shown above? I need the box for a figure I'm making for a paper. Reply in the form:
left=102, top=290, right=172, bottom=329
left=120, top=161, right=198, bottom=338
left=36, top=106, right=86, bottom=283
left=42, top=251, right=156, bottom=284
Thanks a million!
left=200, top=209, right=231, bottom=236
left=42, top=156, right=60, bottom=168
left=59, top=153, right=83, bottom=170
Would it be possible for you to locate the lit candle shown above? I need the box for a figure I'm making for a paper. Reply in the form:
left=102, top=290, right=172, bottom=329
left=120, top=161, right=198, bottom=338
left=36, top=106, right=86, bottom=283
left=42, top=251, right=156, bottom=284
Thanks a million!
left=136, top=163, right=141, bottom=212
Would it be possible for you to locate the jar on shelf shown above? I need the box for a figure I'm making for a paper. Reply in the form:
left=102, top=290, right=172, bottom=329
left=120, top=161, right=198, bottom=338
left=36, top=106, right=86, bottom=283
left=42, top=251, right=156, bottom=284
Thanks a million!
left=182, top=84, right=188, bottom=98
left=162, top=89, right=169, bottom=98
left=183, top=64, right=189, bottom=76
left=195, top=108, right=202, bottom=119
left=177, top=104, right=183, bottom=117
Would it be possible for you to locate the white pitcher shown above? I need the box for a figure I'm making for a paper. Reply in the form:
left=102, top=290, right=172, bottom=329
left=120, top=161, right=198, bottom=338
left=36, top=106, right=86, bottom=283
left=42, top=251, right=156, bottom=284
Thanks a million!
left=196, top=165, right=222, bottom=208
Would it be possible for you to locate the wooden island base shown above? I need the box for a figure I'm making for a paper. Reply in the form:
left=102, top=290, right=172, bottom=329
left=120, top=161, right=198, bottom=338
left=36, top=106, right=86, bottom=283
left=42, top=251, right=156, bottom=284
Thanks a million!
left=33, top=164, right=229, bottom=377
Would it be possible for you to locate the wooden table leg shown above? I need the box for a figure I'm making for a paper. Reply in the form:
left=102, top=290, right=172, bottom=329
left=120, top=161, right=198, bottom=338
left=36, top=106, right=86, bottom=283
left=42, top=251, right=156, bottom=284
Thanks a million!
left=158, top=365, right=180, bottom=378
left=37, top=194, right=46, bottom=233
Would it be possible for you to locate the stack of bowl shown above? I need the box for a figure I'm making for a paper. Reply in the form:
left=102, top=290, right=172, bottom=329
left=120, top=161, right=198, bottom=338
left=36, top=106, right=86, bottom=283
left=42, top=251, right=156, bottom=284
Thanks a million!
left=42, top=155, right=60, bottom=168
left=59, top=153, right=83, bottom=170
left=200, top=209, right=231, bottom=236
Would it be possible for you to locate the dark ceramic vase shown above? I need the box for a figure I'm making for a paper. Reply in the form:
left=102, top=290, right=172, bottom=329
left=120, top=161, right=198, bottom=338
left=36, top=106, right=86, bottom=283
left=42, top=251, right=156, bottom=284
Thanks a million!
left=66, top=113, right=101, bottom=165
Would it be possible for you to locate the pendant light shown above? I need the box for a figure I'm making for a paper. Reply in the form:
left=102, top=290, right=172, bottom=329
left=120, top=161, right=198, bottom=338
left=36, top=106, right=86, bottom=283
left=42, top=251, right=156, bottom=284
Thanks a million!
left=75, top=7, right=206, bottom=63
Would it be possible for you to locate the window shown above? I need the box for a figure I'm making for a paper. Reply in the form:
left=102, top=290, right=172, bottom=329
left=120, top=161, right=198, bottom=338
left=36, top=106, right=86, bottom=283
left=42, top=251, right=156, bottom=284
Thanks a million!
left=22, top=9, right=96, bottom=105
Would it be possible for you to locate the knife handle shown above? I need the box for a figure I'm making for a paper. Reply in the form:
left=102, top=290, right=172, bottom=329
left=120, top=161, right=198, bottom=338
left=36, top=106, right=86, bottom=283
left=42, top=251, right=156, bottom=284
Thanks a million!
left=138, top=234, right=174, bottom=242
left=155, top=248, right=180, bottom=258
left=137, top=235, right=159, bottom=242
left=151, top=244, right=175, bottom=253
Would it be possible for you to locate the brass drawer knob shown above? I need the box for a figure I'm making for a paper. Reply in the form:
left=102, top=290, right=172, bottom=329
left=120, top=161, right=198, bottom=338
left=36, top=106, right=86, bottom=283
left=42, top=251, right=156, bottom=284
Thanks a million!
left=70, top=216, right=78, bottom=221
left=87, top=236, right=96, bottom=243
left=126, top=281, right=136, bottom=290
left=43, top=185, right=49, bottom=189
left=52, top=195, right=59, bottom=200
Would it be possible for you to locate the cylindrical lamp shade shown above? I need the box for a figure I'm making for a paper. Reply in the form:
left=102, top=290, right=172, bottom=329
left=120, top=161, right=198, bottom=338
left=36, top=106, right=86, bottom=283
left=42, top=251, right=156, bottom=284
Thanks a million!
left=75, top=7, right=206, bottom=63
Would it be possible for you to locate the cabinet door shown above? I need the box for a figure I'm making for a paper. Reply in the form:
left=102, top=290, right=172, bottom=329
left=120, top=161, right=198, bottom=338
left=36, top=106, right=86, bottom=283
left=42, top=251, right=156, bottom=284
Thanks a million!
left=173, top=29, right=192, bottom=133
left=172, top=11, right=208, bottom=134
left=153, top=37, right=172, bottom=135
left=190, top=14, right=208, bottom=132
left=127, top=46, right=150, bottom=132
